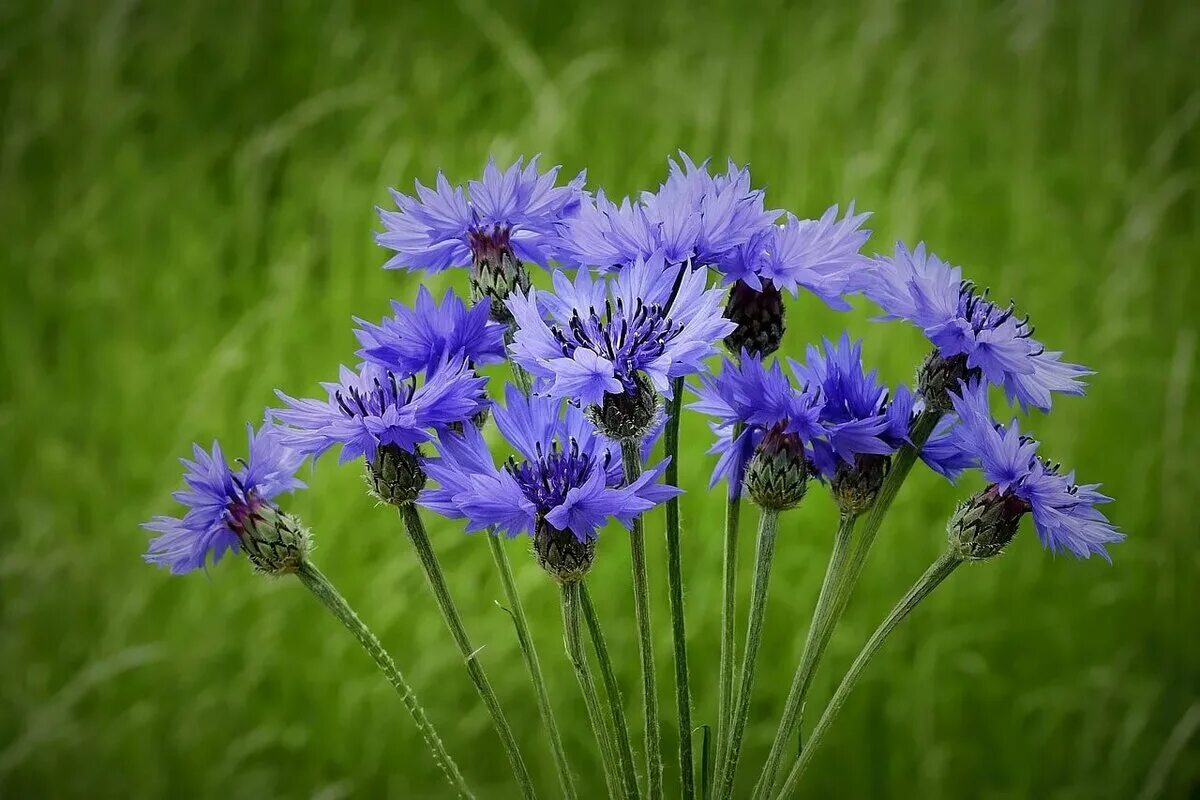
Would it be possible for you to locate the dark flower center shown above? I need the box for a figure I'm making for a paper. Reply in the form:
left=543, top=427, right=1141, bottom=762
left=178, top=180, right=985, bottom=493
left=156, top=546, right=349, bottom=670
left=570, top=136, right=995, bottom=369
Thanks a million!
left=550, top=296, right=684, bottom=392
left=334, top=370, right=415, bottom=419
left=505, top=437, right=612, bottom=511
left=956, top=281, right=1041, bottom=355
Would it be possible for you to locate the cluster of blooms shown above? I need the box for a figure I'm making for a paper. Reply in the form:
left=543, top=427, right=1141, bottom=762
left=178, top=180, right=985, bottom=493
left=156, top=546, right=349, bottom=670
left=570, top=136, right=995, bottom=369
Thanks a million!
left=145, top=151, right=1122, bottom=575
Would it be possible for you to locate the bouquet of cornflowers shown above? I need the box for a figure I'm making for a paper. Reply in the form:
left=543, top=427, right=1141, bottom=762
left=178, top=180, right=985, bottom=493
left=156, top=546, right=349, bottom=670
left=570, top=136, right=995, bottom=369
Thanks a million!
left=144, top=154, right=1124, bottom=799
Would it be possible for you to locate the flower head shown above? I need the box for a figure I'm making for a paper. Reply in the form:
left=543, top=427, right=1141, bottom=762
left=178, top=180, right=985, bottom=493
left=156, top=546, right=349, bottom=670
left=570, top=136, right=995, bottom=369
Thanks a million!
left=143, top=422, right=307, bottom=575
left=688, top=353, right=826, bottom=500
left=864, top=242, right=1092, bottom=411
left=273, top=359, right=488, bottom=464
left=354, top=286, right=506, bottom=376
left=421, top=387, right=680, bottom=577
left=506, top=253, right=736, bottom=408
left=946, top=381, right=1123, bottom=560
left=554, top=153, right=778, bottom=270
left=376, top=156, right=586, bottom=273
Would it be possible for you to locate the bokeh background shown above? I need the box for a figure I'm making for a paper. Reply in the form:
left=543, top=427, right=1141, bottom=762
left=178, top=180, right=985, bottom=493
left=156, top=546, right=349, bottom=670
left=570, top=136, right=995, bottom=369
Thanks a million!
left=3, top=0, right=1199, bottom=797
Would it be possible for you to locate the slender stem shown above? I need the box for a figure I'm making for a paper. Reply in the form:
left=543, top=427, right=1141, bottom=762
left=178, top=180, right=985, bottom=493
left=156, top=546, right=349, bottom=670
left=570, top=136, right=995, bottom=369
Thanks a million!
left=751, top=514, right=858, bottom=799
left=713, top=507, right=780, bottom=800
left=562, top=581, right=622, bottom=799
left=295, top=560, right=474, bottom=799
left=620, top=439, right=664, bottom=800
left=663, top=376, right=695, bottom=800
left=399, top=505, right=537, bottom=800
left=487, top=533, right=577, bottom=800
left=714, top=440, right=743, bottom=794
left=774, top=552, right=963, bottom=798
left=580, top=582, right=642, bottom=799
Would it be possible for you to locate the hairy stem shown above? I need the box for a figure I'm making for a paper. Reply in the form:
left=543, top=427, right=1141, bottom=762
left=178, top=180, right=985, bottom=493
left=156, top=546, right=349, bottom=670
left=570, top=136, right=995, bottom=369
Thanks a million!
left=400, top=505, right=536, bottom=800
left=713, top=507, right=780, bottom=800
left=751, top=514, right=858, bottom=799
left=714, top=446, right=743, bottom=793
left=775, top=552, right=962, bottom=797
left=296, top=560, right=474, bottom=799
left=562, top=581, right=622, bottom=798
left=621, top=439, right=663, bottom=800
left=487, top=533, right=577, bottom=800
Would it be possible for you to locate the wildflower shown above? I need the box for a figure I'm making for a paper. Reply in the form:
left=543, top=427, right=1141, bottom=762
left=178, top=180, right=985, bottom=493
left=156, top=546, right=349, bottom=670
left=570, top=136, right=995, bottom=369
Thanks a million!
left=376, top=157, right=586, bottom=320
left=864, top=242, right=1091, bottom=411
left=353, top=286, right=506, bottom=377
left=719, top=205, right=871, bottom=357
left=506, top=252, right=735, bottom=440
left=945, top=381, right=1123, bottom=560
left=143, top=422, right=308, bottom=575
left=553, top=153, right=777, bottom=271
left=421, top=387, right=681, bottom=581
left=688, top=353, right=826, bottom=504
left=273, top=358, right=488, bottom=505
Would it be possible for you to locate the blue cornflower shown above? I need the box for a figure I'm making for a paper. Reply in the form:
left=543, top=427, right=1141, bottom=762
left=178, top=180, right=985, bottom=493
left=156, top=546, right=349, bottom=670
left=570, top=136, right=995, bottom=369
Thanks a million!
left=506, top=252, right=736, bottom=409
left=353, top=286, right=506, bottom=376
left=789, top=333, right=973, bottom=482
left=421, top=387, right=680, bottom=579
left=948, top=381, right=1123, bottom=560
left=143, top=422, right=306, bottom=575
left=864, top=242, right=1091, bottom=411
left=376, top=156, right=586, bottom=272
left=273, top=358, right=488, bottom=464
left=688, top=353, right=826, bottom=500
left=554, top=153, right=778, bottom=270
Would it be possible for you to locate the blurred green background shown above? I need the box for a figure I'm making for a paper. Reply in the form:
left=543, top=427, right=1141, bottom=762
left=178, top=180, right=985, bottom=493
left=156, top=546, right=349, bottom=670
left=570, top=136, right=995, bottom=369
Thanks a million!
left=3, top=0, right=1199, bottom=797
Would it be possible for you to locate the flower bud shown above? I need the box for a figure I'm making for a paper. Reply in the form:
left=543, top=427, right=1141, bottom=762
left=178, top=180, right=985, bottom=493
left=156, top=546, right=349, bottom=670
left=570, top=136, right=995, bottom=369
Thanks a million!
left=367, top=444, right=427, bottom=507
left=533, top=518, right=596, bottom=584
left=831, top=454, right=891, bottom=516
left=587, top=372, right=659, bottom=443
left=230, top=498, right=310, bottom=575
left=745, top=425, right=810, bottom=511
left=917, top=351, right=980, bottom=413
left=946, top=485, right=1027, bottom=561
left=468, top=226, right=531, bottom=325
left=723, top=279, right=786, bottom=358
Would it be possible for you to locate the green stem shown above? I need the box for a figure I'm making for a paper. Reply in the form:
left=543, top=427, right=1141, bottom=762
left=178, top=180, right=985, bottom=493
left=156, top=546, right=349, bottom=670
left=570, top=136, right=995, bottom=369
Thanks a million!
left=487, top=533, right=577, bottom=800
left=562, top=581, right=622, bottom=799
left=580, top=582, right=642, bottom=799
left=620, top=439, right=664, bottom=800
left=295, top=560, right=474, bottom=799
left=774, top=552, right=963, bottom=798
left=713, top=454, right=743, bottom=795
left=663, top=376, right=695, bottom=800
left=713, top=507, right=780, bottom=800
left=399, top=505, right=537, bottom=800
left=751, top=514, right=858, bottom=799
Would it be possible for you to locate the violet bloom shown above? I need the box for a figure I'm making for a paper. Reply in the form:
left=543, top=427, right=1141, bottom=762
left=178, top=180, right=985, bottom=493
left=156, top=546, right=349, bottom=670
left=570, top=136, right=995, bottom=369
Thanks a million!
left=421, top=387, right=681, bottom=581
left=353, top=286, right=506, bottom=376
left=947, top=380, right=1123, bottom=560
left=864, top=242, right=1091, bottom=411
left=506, top=251, right=735, bottom=414
left=554, top=153, right=778, bottom=271
left=688, top=352, right=826, bottom=501
left=143, top=422, right=306, bottom=575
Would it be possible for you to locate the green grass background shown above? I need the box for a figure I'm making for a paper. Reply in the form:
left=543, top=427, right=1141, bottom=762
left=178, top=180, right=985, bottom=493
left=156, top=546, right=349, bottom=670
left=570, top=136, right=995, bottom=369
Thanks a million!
left=3, top=0, right=1199, bottom=797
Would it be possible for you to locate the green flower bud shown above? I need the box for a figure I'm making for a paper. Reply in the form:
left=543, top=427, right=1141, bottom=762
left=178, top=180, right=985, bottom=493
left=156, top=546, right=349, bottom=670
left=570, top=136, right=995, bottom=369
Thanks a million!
left=723, top=278, right=786, bottom=358
left=917, top=351, right=980, bottom=413
left=947, top=486, right=1027, bottom=561
left=587, top=371, right=660, bottom=443
left=745, top=425, right=810, bottom=511
left=231, top=499, right=310, bottom=575
left=367, top=444, right=427, bottom=507
left=468, top=227, right=531, bottom=325
left=831, top=454, right=891, bottom=516
left=533, top=518, right=596, bottom=584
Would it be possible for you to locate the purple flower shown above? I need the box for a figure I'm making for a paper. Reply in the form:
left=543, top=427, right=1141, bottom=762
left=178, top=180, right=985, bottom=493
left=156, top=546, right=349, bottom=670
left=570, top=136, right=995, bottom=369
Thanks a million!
left=688, top=353, right=826, bottom=499
left=554, top=153, right=778, bottom=270
left=273, top=359, right=488, bottom=463
left=864, top=242, right=1092, bottom=411
left=143, top=422, right=306, bottom=575
left=506, top=252, right=736, bottom=405
left=789, top=333, right=973, bottom=480
left=421, top=386, right=681, bottom=542
left=376, top=156, right=586, bottom=272
left=948, top=381, right=1123, bottom=560
left=353, top=286, right=506, bottom=376
left=717, top=204, right=872, bottom=309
